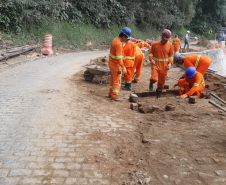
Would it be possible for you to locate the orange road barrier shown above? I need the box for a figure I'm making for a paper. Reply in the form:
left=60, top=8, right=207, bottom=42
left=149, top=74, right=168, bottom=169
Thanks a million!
left=41, top=34, right=53, bottom=55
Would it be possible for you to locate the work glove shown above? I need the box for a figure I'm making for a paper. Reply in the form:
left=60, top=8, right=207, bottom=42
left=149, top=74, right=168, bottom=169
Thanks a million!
left=122, top=67, right=127, bottom=75
left=179, top=76, right=185, bottom=80
left=180, top=94, right=188, bottom=99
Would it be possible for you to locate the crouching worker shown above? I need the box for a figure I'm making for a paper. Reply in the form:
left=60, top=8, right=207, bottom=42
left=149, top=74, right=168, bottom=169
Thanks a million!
left=108, top=28, right=128, bottom=102
left=179, top=67, right=205, bottom=99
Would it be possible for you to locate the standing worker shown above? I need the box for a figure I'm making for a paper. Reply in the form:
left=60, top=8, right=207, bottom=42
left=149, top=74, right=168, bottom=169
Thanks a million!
left=184, top=31, right=190, bottom=49
left=122, top=29, right=136, bottom=91
left=131, top=47, right=143, bottom=83
left=108, top=28, right=128, bottom=102
left=174, top=54, right=212, bottom=77
left=173, top=34, right=181, bottom=54
left=179, top=67, right=205, bottom=98
left=149, top=29, right=174, bottom=98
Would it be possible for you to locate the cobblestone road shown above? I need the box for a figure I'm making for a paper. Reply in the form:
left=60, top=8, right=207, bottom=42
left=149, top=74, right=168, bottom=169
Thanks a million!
left=0, top=51, right=116, bottom=185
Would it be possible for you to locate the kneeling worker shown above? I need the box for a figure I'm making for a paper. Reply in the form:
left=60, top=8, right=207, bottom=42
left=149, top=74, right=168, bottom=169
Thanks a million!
left=174, top=54, right=212, bottom=77
left=108, top=28, right=128, bottom=102
left=179, top=67, right=205, bottom=99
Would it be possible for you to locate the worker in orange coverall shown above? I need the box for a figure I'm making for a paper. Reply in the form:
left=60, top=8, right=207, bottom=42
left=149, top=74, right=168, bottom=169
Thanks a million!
left=179, top=67, right=205, bottom=98
left=174, top=54, right=212, bottom=77
left=135, top=41, right=151, bottom=49
left=122, top=39, right=136, bottom=91
left=108, top=27, right=129, bottom=102
left=172, top=34, right=181, bottom=54
left=149, top=29, right=174, bottom=98
left=131, top=47, right=143, bottom=83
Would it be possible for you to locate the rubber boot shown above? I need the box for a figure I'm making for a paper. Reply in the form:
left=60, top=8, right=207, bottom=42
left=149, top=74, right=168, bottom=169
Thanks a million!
left=107, top=95, right=112, bottom=98
left=111, top=98, right=123, bottom=102
left=149, top=82, right=153, bottom=91
left=121, top=82, right=126, bottom=85
left=123, top=83, right=132, bottom=91
left=156, top=90, right=162, bottom=99
left=132, top=80, right=138, bottom=83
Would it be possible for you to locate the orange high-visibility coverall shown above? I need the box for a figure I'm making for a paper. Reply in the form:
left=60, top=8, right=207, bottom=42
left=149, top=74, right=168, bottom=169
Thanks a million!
left=108, top=37, right=124, bottom=99
left=131, top=47, right=143, bottom=82
left=178, top=71, right=205, bottom=97
left=148, top=41, right=174, bottom=90
left=135, top=42, right=150, bottom=48
left=123, top=42, right=136, bottom=83
left=173, top=38, right=181, bottom=53
left=183, top=55, right=212, bottom=76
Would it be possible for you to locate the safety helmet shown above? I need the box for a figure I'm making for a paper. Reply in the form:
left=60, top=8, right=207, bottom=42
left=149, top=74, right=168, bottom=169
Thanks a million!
left=175, top=34, right=178, bottom=37
left=186, top=67, right=196, bottom=78
left=162, top=29, right=172, bottom=41
left=174, top=53, right=181, bottom=62
left=187, top=30, right=190, bottom=33
left=121, top=27, right=132, bottom=39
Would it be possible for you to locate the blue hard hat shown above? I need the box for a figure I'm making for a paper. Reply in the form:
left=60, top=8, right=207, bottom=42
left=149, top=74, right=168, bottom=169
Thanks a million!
left=121, top=27, right=132, bottom=39
left=175, top=34, right=178, bottom=37
left=186, top=67, right=196, bottom=78
left=174, top=53, right=181, bottom=62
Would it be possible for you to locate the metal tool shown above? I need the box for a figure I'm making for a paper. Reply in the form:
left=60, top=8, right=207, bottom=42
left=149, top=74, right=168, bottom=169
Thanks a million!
left=209, top=100, right=226, bottom=112
left=210, top=92, right=226, bottom=105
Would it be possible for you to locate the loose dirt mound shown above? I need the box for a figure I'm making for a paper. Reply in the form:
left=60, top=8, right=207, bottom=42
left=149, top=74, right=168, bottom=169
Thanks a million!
left=87, top=55, right=109, bottom=67
left=204, top=73, right=226, bottom=100
left=196, top=38, right=212, bottom=48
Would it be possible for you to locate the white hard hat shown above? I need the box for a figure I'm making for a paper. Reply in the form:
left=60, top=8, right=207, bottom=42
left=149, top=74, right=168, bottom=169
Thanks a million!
left=187, top=30, right=190, bottom=33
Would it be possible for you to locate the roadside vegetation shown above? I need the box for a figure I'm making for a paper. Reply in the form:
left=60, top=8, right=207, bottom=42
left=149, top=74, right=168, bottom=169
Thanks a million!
left=0, top=0, right=225, bottom=49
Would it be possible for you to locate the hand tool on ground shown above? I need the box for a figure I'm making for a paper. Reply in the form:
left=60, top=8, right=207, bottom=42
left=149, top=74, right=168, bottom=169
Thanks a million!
left=209, top=100, right=226, bottom=112
left=210, top=92, right=226, bottom=105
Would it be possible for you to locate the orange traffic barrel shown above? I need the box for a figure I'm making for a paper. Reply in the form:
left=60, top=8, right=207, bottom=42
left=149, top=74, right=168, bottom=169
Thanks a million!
left=41, top=34, right=53, bottom=55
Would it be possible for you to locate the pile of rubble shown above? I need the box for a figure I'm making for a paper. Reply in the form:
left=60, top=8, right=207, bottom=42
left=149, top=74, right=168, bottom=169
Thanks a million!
left=87, top=55, right=109, bottom=67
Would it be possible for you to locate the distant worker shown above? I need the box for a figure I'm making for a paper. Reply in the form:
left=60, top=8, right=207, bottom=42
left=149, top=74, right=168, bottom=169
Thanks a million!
left=184, top=31, right=190, bottom=49
left=131, top=47, right=144, bottom=83
left=172, top=34, right=181, bottom=54
left=179, top=67, right=205, bottom=99
left=174, top=54, right=212, bottom=77
left=108, top=28, right=128, bottom=102
left=122, top=28, right=136, bottom=91
left=149, top=29, right=174, bottom=98
left=218, top=33, right=224, bottom=43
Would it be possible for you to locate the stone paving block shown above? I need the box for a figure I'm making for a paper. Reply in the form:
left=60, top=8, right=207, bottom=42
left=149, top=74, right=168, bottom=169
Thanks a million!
left=2, top=162, right=25, bottom=169
left=69, top=171, right=82, bottom=178
left=19, top=177, right=43, bottom=184
left=9, top=169, right=32, bottom=176
left=65, top=178, right=88, bottom=184
left=36, top=157, right=54, bottom=162
left=67, top=163, right=81, bottom=170
left=27, top=162, right=47, bottom=169
left=14, top=151, right=30, bottom=156
left=89, top=179, right=109, bottom=184
left=53, top=170, right=69, bottom=177
left=18, top=156, right=37, bottom=162
left=50, top=152, right=67, bottom=157
left=55, top=157, right=75, bottom=163
left=0, top=169, right=9, bottom=177
left=33, top=170, right=51, bottom=176
left=0, top=146, right=11, bottom=151
left=51, top=163, right=65, bottom=169
left=196, top=158, right=214, bottom=165
left=30, top=151, right=46, bottom=156
left=0, top=177, right=20, bottom=184
left=215, top=170, right=226, bottom=176
left=25, top=147, right=40, bottom=152
left=0, top=151, right=14, bottom=157
left=47, top=178, right=65, bottom=184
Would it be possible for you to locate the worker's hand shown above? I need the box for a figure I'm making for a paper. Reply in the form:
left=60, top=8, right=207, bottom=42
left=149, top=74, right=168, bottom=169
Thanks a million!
left=122, top=67, right=127, bottom=75
left=151, top=59, right=156, bottom=65
left=180, top=94, right=188, bottom=99
left=167, top=63, right=172, bottom=70
left=149, top=46, right=152, bottom=50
